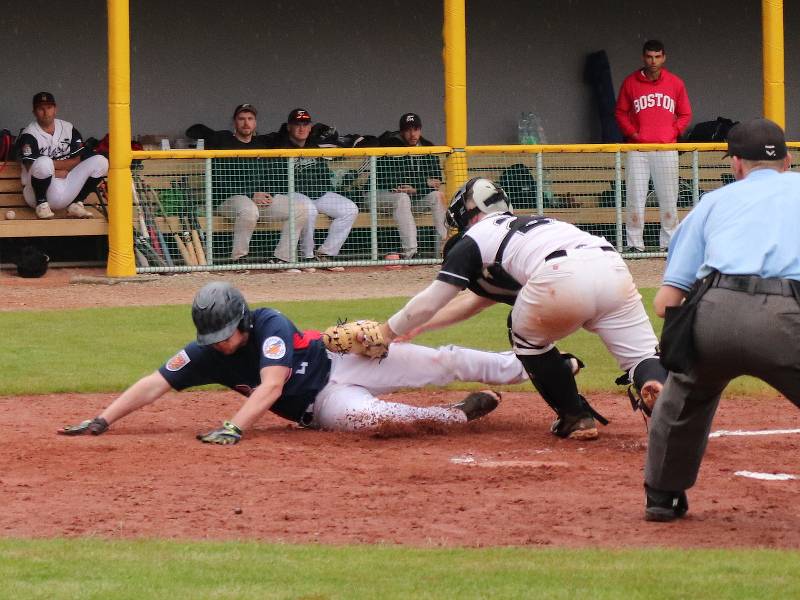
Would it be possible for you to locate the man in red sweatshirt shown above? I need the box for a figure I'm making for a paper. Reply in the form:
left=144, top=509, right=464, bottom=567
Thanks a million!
left=615, top=40, right=692, bottom=252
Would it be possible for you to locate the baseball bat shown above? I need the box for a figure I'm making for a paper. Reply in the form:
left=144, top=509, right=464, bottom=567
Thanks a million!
left=142, top=187, right=175, bottom=268
left=183, top=231, right=199, bottom=266
left=172, top=232, right=193, bottom=266
left=144, top=187, right=192, bottom=266
left=191, top=229, right=207, bottom=265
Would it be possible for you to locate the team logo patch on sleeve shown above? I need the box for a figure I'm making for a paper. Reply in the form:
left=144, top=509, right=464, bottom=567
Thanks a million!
left=22, top=144, right=32, bottom=156
left=165, top=350, right=191, bottom=371
left=263, top=336, right=287, bottom=360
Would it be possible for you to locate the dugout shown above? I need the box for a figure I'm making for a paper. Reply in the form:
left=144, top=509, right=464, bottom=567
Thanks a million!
left=0, top=1, right=798, bottom=271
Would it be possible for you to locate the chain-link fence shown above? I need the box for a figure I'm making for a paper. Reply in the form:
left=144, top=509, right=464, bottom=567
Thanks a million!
left=129, top=145, right=793, bottom=272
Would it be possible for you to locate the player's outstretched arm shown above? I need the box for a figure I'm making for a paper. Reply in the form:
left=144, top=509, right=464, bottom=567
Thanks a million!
left=58, top=371, right=173, bottom=436
left=198, top=365, right=290, bottom=445
left=395, top=290, right=495, bottom=341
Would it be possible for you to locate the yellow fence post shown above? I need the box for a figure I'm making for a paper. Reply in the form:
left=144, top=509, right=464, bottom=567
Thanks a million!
left=762, top=0, right=785, bottom=128
left=443, top=0, right=468, bottom=200
left=106, top=0, right=135, bottom=277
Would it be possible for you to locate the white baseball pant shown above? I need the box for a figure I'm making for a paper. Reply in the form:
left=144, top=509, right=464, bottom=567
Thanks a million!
left=300, top=191, right=359, bottom=258
left=311, top=343, right=527, bottom=431
left=376, top=189, right=448, bottom=258
left=510, top=247, right=659, bottom=373
left=624, top=150, right=679, bottom=250
left=218, top=193, right=310, bottom=261
left=22, top=155, right=109, bottom=210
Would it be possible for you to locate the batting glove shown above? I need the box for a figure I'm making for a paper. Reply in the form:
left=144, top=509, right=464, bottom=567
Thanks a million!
left=58, top=417, right=109, bottom=436
left=196, top=421, right=242, bottom=445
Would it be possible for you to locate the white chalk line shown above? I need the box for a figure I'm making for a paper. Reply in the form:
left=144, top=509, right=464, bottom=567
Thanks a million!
left=709, top=428, right=800, bottom=438
left=449, top=454, right=569, bottom=468
left=735, top=471, right=797, bottom=481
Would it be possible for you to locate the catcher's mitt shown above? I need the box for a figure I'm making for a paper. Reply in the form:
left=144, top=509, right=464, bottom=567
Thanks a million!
left=322, top=319, right=389, bottom=359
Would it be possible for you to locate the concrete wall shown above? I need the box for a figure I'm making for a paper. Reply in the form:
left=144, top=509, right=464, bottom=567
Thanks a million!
left=2, top=1, right=797, bottom=145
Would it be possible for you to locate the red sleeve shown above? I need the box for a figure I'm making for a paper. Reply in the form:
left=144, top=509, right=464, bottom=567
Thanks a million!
left=673, top=81, right=692, bottom=136
left=614, top=77, right=637, bottom=139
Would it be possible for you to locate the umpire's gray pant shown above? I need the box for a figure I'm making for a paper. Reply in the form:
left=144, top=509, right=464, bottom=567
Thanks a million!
left=645, top=287, right=800, bottom=492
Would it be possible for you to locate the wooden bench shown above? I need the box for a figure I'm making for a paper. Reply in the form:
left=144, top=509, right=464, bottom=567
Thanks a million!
left=0, top=162, right=108, bottom=238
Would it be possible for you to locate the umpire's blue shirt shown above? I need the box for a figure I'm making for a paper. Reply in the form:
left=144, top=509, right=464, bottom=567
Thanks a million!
left=663, top=168, right=800, bottom=291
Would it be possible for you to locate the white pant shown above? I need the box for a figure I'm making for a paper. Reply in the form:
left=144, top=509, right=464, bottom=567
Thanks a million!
left=300, top=191, right=358, bottom=258
left=218, top=193, right=310, bottom=261
left=311, top=343, right=527, bottom=431
left=22, top=155, right=109, bottom=210
left=624, top=150, right=679, bottom=250
left=376, top=189, right=448, bottom=258
left=510, top=248, right=659, bottom=372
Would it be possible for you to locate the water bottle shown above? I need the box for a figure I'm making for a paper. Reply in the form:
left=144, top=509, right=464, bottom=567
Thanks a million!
left=196, top=138, right=205, bottom=150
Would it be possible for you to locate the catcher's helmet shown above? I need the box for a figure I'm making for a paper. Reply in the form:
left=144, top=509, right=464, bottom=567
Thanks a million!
left=445, top=177, right=511, bottom=232
left=192, top=282, right=253, bottom=345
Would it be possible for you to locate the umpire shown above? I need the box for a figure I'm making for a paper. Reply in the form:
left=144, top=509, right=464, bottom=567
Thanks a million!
left=644, top=118, right=800, bottom=521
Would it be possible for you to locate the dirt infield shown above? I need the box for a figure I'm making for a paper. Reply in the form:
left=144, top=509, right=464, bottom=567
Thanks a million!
left=2, top=261, right=799, bottom=548
left=1, top=390, right=798, bottom=547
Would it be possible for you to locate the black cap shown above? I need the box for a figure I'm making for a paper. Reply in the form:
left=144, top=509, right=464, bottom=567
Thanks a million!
left=288, top=108, right=312, bottom=124
left=399, top=112, right=422, bottom=130
left=233, top=103, right=257, bottom=118
left=724, top=118, right=787, bottom=161
left=33, top=92, right=56, bottom=107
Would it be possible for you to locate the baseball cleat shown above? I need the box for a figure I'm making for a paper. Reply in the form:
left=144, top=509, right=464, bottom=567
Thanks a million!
left=451, top=389, right=501, bottom=421
left=551, top=413, right=598, bottom=440
left=639, top=380, right=663, bottom=413
left=644, top=486, right=688, bottom=522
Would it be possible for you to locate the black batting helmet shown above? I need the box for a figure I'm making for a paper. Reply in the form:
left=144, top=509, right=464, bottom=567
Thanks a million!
left=191, top=282, right=253, bottom=345
left=445, top=177, right=511, bottom=232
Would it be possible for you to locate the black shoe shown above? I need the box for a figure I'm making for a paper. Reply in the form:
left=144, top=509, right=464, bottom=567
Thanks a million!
left=625, top=247, right=645, bottom=254
left=550, top=412, right=598, bottom=440
left=644, top=485, right=688, bottom=522
left=450, top=390, right=500, bottom=421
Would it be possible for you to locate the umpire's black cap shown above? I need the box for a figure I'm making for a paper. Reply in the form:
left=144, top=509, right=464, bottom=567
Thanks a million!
left=33, top=92, right=56, bottom=107
left=724, top=118, right=787, bottom=161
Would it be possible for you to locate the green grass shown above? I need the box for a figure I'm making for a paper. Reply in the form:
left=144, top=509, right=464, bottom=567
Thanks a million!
left=1, top=539, right=797, bottom=599
left=0, top=288, right=772, bottom=395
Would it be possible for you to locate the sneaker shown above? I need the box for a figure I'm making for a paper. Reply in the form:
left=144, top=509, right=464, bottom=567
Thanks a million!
left=314, top=252, right=345, bottom=272
left=66, top=201, right=94, bottom=218
left=35, top=202, right=55, bottom=219
left=625, top=246, right=645, bottom=254
left=639, top=380, right=663, bottom=413
left=450, top=390, right=500, bottom=421
left=644, top=485, right=688, bottom=522
left=551, top=413, right=598, bottom=440
left=267, top=257, right=302, bottom=273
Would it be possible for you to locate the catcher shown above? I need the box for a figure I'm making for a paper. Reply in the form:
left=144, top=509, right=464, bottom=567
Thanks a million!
left=324, top=178, right=667, bottom=440
left=59, top=282, right=529, bottom=444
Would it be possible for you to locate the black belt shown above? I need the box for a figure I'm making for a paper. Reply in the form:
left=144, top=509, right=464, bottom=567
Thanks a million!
left=712, top=273, right=800, bottom=297
left=544, top=246, right=616, bottom=262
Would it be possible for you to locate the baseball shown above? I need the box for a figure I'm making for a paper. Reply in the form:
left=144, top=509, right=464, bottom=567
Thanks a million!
left=5, top=210, right=15, bottom=220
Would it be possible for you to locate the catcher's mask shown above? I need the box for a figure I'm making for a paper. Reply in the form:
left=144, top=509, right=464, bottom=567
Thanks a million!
left=445, top=177, right=512, bottom=232
left=192, top=282, right=253, bottom=346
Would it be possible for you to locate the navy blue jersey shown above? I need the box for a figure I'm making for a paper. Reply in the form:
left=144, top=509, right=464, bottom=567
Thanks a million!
left=158, top=308, right=331, bottom=422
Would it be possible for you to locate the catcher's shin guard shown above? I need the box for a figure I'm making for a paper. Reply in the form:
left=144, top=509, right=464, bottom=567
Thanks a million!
left=517, top=348, right=585, bottom=417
